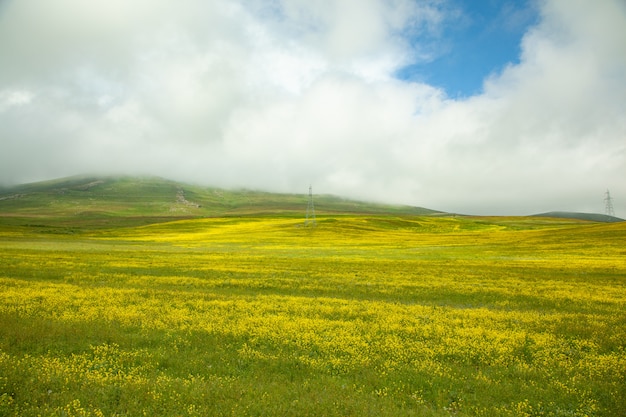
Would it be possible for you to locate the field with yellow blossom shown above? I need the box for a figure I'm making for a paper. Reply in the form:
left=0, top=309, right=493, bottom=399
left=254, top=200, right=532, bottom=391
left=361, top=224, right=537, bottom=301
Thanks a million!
left=1, top=210, right=625, bottom=416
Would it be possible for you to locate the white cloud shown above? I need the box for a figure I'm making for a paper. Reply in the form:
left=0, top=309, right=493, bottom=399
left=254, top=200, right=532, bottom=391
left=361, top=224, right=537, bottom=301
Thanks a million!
left=0, top=0, right=624, bottom=216
left=0, top=90, right=34, bottom=111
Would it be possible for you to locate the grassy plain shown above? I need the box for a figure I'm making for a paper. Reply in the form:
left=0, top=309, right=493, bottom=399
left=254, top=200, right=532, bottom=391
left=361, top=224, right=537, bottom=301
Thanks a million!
left=0, top=212, right=625, bottom=416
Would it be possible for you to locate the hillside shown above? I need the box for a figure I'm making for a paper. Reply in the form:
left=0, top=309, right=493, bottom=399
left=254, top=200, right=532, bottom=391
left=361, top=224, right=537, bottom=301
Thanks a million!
left=531, top=211, right=624, bottom=223
left=3, top=176, right=621, bottom=231
left=0, top=175, right=439, bottom=229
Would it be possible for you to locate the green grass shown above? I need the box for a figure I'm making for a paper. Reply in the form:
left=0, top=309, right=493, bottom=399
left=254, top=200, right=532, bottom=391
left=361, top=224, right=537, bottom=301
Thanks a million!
left=0, top=177, right=625, bottom=416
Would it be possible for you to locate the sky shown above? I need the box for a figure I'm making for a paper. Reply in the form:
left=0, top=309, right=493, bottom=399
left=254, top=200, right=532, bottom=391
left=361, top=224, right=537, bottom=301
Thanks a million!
left=0, top=0, right=625, bottom=216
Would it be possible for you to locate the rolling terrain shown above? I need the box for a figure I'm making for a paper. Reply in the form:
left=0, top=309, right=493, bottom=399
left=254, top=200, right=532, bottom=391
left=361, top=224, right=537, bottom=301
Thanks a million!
left=1, top=175, right=621, bottom=228
left=0, top=176, right=625, bottom=416
left=0, top=176, right=439, bottom=230
left=531, top=211, right=624, bottom=223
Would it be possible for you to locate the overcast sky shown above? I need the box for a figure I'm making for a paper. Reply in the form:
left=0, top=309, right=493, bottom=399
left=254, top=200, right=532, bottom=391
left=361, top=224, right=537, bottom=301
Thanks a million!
left=1, top=0, right=625, bottom=216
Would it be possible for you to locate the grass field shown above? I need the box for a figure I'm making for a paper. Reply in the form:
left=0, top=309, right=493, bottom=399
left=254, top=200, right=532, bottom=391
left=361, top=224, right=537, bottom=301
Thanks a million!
left=0, top=179, right=625, bottom=416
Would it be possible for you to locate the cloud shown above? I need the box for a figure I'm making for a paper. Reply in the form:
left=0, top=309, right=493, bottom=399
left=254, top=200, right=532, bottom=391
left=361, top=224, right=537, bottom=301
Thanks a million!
left=0, top=0, right=625, bottom=216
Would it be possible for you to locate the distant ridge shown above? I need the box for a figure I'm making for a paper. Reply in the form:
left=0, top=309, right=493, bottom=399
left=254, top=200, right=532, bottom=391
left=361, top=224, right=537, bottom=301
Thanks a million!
left=531, top=211, right=624, bottom=223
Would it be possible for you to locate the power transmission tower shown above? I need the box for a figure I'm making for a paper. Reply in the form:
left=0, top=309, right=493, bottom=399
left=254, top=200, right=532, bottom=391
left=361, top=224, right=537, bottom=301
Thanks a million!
left=305, top=185, right=316, bottom=227
left=604, top=189, right=615, bottom=217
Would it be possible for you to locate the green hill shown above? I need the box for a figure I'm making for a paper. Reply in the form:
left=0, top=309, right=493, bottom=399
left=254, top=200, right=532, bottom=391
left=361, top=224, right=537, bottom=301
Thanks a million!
left=531, top=211, right=624, bottom=223
left=3, top=176, right=621, bottom=231
left=0, top=175, right=439, bottom=229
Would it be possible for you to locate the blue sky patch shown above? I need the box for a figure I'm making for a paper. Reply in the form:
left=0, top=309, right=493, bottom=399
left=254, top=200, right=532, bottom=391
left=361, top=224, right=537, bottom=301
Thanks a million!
left=397, top=0, right=539, bottom=97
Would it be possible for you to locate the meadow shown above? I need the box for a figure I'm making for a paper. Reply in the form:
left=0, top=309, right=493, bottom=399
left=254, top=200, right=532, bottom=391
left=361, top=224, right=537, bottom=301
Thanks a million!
left=0, top=214, right=625, bottom=416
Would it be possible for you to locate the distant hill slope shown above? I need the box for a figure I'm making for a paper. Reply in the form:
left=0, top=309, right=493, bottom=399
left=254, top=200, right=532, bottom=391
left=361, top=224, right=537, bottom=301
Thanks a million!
left=531, top=211, right=624, bottom=223
left=0, top=175, right=440, bottom=228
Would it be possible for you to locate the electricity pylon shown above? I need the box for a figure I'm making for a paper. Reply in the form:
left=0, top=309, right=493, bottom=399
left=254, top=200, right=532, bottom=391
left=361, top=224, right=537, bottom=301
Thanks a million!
left=305, top=185, right=316, bottom=227
left=604, top=189, right=615, bottom=217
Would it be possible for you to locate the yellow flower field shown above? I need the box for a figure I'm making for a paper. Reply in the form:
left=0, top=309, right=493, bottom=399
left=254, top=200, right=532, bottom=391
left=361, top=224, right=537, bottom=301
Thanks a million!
left=1, top=216, right=625, bottom=416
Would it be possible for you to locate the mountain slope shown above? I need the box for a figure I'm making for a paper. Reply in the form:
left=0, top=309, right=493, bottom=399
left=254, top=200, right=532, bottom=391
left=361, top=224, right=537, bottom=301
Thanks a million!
left=531, top=211, right=624, bottom=223
left=0, top=175, right=439, bottom=229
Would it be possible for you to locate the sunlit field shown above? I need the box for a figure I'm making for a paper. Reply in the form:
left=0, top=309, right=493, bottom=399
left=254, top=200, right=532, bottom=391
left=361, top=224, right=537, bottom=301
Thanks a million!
left=1, top=215, right=625, bottom=416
